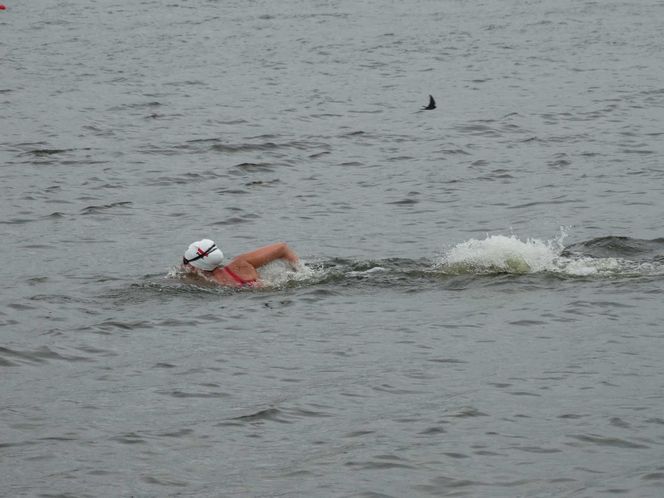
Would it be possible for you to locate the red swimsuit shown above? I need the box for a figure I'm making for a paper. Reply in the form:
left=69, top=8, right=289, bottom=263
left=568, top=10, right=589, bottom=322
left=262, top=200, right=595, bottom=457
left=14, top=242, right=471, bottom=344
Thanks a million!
left=221, top=266, right=257, bottom=287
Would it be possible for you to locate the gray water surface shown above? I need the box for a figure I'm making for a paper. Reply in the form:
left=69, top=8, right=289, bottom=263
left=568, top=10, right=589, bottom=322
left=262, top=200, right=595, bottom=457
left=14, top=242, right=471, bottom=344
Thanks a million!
left=2, top=1, right=664, bottom=496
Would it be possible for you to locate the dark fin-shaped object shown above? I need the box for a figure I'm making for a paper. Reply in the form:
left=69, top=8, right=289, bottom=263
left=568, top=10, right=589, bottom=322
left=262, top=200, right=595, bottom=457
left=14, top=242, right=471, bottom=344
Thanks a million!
left=423, top=95, right=436, bottom=110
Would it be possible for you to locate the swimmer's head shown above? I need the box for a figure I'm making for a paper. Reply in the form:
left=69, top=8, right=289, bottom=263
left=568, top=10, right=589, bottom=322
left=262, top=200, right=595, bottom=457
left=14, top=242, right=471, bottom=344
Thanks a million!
left=182, top=239, right=224, bottom=271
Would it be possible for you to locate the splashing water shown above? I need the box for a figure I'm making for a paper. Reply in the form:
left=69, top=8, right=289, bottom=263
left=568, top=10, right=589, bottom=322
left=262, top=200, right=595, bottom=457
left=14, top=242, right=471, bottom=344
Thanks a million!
left=258, top=260, right=321, bottom=287
left=165, top=260, right=321, bottom=290
left=439, top=233, right=566, bottom=274
left=434, top=230, right=661, bottom=277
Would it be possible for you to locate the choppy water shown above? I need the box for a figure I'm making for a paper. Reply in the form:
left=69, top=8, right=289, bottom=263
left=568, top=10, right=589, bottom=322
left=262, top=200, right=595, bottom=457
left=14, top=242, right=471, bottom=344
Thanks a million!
left=2, top=0, right=664, bottom=496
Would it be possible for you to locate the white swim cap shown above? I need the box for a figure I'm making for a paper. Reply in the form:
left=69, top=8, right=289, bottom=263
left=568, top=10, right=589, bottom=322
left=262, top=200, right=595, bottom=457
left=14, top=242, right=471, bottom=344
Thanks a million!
left=183, top=239, right=224, bottom=271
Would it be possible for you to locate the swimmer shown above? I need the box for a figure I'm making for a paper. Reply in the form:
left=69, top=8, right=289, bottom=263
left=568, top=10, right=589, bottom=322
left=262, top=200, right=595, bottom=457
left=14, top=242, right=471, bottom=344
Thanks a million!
left=182, top=239, right=299, bottom=287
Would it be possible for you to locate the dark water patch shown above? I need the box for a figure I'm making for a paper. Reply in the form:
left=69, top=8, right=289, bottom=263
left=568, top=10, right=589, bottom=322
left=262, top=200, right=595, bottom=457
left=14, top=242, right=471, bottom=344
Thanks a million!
left=450, top=407, right=489, bottom=418
left=94, top=319, right=154, bottom=333
left=138, top=143, right=196, bottom=156
left=345, top=454, right=416, bottom=470
left=548, top=158, right=572, bottom=168
left=419, top=426, right=447, bottom=435
left=246, top=179, right=280, bottom=188
left=508, top=319, right=546, bottom=326
left=520, top=135, right=543, bottom=143
left=38, top=435, right=79, bottom=442
left=108, top=101, right=162, bottom=111
left=415, top=476, right=478, bottom=493
left=211, top=213, right=260, bottom=225
left=428, top=358, right=467, bottom=364
left=110, top=432, right=147, bottom=445
left=444, top=452, right=470, bottom=459
left=211, top=140, right=316, bottom=153
left=25, top=148, right=72, bottom=156
left=152, top=362, right=177, bottom=369
left=483, top=169, right=514, bottom=180
left=231, top=162, right=276, bottom=173
left=144, top=169, right=226, bottom=186
left=80, top=201, right=132, bottom=215
left=474, top=450, right=505, bottom=457
left=508, top=391, right=542, bottom=397
left=372, top=384, right=422, bottom=395
left=387, top=197, right=419, bottom=205
left=568, top=434, right=649, bottom=449
left=342, top=491, right=398, bottom=498
left=344, top=430, right=375, bottom=438
left=218, top=119, right=248, bottom=125
left=29, top=294, right=90, bottom=305
left=438, top=147, right=471, bottom=155
left=642, top=472, right=664, bottom=481
left=290, top=406, right=333, bottom=418
left=74, top=345, right=118, bottom=357
left=153, top=318, right=200, bottom=328
left=509, top=199, right=583, bottom=209
left=87, top=470, right=113, bottom=476
left=0, top=440, right=38, bottom=449
left=563, top=236, right=664, bottom=259
left=0, top=346, right=90, bottom=366
left=226, top=407, right=290, bottom=424
left=0, top=217, right=38, bottom=225
left=0, top=356, right=17, bottom=367
left=215, top=187, right=250, bottom=195
left=513, top=445, right=561, bottom=454
left=610, top=417, right=630, bottom=428
left=45, top=212, right=67, bottom=219
left=488, top=382, right=512, bottom=388
left=142, top=475, right=188, bottom=487
left=156, top=389, right=228, bottom=399
left=157, top=429, right=194, bottom=438
left=621, top=149, right=654, bottom=155
left=455, top=123, right=501, bottom=137
left=38, top=494, right=95, bottom=498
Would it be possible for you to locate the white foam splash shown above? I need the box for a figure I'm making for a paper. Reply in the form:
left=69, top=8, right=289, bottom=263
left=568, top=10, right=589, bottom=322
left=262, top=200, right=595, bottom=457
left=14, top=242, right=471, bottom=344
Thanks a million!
left=258, top=259, right=320, bottom=287
left=439, top=233, right=564, bottom=274
left=436, top=230, right=653, bottom=277
left=166, top=267, right=181, bottom=279
left=347, top=266, right=386, bottom=277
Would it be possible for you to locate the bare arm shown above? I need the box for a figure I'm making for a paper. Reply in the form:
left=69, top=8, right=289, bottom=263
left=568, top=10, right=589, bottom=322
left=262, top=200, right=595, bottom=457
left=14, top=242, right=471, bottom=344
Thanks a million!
left=236, top=242, right=299, bottom=269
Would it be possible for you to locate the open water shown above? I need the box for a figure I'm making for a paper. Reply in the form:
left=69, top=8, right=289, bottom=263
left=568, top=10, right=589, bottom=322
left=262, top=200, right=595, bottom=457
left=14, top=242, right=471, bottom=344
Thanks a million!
left=2, top=0, right=664, bottom=496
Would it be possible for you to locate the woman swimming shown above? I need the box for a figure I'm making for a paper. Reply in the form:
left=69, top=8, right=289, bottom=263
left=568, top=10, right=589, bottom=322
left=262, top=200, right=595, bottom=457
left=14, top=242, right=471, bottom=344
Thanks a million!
left=182, top=238, right=300, bottom=287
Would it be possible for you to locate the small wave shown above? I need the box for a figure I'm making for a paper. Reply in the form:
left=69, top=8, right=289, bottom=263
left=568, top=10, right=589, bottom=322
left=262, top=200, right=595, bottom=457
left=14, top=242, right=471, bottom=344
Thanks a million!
left=26, top=148, right=72, bottom=156
left=562, top=236, right=664, bottom=259
left=230, top=407, right=288, bottom=423
left=0, top=346, right=90, bottom=366
left=80, top=201, right=132, bottom=215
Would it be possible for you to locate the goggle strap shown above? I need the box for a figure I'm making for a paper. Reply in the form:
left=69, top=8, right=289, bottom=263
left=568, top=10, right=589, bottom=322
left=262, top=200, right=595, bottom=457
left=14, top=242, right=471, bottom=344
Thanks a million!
left=183, top=244, right=217, bottom=264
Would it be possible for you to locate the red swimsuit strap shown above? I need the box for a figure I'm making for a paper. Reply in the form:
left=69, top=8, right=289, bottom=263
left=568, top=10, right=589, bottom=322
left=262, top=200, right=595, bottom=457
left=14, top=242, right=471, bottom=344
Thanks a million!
left=222, top=266, right=256, bottom=286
